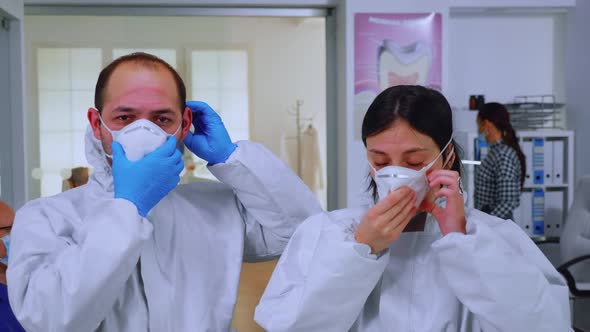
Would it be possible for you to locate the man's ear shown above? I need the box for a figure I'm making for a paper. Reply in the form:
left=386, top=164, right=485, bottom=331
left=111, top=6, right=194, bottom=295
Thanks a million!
left=181, top=106, right=192, bottom=140
left=87, top=108, right=102, bottom=140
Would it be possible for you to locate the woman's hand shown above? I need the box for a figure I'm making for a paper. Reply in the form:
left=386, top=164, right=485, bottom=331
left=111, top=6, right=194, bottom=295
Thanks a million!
left=420, top=169, right=466, bottom=236
left=355, top=186, right=417, bottom=254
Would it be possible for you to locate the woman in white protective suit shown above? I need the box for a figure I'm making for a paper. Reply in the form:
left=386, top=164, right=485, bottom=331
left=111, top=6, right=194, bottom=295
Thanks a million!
left=255, top=85, right=572, bottom=332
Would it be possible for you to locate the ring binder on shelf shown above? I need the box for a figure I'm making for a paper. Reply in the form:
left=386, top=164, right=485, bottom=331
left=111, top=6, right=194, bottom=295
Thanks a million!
left=532, top=189, right=545, bottom=236
left=532, top=138, right=545, bottom=185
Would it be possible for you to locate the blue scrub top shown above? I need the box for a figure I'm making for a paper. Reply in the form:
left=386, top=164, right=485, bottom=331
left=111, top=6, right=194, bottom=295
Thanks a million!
left=0, top=283, right=26, bottom=332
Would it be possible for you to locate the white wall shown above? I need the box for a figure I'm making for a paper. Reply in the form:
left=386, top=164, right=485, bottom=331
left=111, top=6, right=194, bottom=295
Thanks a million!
left=447, top=13, right=567, bottom=108
left=567, top=1, right=590, bottom=186
left=24, top=15, right=327, bottom=206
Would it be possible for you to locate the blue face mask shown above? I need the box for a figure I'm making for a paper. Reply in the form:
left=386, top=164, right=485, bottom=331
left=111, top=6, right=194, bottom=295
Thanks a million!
left=0, top=234, right=10, bottom=265
left=477, top=125, right=489, bottom=142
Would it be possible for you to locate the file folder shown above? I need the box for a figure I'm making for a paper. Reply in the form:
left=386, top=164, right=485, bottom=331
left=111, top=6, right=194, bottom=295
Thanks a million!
left=523, top=140, right=534, bottom=187
left=552, top=140, right=565, bottom=185
left=532, top=189, right=545, bottom=236
left=543, top=139, right=553, bottom=185
left=544, top=190, right=564, bottom=237
left=517, top=191, right=533, bottom=237
left=532, top=138, right=545, bottom=185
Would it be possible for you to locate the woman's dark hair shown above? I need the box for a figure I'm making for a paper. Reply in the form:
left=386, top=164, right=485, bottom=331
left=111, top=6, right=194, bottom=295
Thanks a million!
left=477, top=102, right=526, bottom=188
left=362, top=85, right=463, bottom=202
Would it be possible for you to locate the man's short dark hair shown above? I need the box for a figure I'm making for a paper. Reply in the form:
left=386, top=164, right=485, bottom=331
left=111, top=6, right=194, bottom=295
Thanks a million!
left=94, top=52, right=186, bottom=113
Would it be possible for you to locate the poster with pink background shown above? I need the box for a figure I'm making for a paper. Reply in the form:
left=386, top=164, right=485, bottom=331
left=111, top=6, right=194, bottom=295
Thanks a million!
left=355, top=13, right=442, bottom=93
left=353, top=13, right=442, bottom=140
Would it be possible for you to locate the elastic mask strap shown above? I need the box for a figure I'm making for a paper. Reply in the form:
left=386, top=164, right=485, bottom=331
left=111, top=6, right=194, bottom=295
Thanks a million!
left=96, top=110, right=116, bottom=136
left=171, top=120, right=182, bottom=137
left=422, top=134, right=454, bottom=171
left=442, top=146, right=455, bottom=168
left=94, top=110, right=115, bottom=160
left=370, top=164, right=377, bottom=175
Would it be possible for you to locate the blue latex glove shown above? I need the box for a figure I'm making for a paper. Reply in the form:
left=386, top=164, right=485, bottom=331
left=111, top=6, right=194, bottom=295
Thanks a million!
left=183, top=101, right=237, bottom=165
left=112, top=136, right=184, bottom=217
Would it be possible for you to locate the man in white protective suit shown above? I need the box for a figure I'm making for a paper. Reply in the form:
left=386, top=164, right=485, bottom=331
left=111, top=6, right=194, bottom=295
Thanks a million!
left=7, top=52, right=322, bottom=332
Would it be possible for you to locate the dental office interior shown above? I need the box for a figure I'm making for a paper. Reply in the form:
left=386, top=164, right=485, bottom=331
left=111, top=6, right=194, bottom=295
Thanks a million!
left=1, top=0, right=589, bottom=331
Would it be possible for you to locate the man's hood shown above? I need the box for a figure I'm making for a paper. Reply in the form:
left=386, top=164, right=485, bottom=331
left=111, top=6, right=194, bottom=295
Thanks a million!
left=84, top=125, right=114, bottom=192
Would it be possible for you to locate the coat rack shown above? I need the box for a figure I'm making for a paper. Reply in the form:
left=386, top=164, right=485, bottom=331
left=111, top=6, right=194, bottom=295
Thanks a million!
left=287, top=99, right=317, bottom=176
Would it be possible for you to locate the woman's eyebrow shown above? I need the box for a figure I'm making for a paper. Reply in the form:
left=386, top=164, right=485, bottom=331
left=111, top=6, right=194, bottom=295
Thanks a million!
left=368, top=149, right=387, bottom=155
left=368, top=147, right=429, bottom=155
left=402, top=147, right=429, bottom=154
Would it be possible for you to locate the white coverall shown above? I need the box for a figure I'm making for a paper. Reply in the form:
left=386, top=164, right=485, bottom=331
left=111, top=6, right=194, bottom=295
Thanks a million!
left=255, top=207, right=572, bottom=332
left=7, top=128, right=322, bottom=332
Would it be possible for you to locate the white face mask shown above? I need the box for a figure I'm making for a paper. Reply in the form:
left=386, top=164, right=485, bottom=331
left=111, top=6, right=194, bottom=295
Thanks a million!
left=98, top=113, right=182, bottom=162
left=371, top=136, right=454, bottom=206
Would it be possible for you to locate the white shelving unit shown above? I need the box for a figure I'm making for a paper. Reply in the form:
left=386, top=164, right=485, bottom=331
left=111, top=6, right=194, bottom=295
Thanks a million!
left=456, top=129, right=574, bottom=239
left=517, top=130, right=574, bottom=239
left=517, top=130, right=574, bottom=200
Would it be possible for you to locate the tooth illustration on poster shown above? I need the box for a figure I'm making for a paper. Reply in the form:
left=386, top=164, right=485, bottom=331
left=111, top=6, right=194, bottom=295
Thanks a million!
left=354, top=13, right=442, bottom=140
left=378, top=40, right=432, bottom=89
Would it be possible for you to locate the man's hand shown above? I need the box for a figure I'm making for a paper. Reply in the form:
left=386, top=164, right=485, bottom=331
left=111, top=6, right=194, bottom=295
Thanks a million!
left=112, top=136, right=184, bottom=217
left=183, top=101, right=237, bottom=165
left=355, top=186, right=417, bottom=254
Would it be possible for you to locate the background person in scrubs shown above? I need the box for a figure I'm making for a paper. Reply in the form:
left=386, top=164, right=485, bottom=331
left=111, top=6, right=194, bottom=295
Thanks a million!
left=474, top=102, right=525, bottom=220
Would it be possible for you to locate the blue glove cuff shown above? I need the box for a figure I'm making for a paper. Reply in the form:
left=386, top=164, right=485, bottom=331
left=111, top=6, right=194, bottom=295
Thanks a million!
left=208, top=143, right=238, bottom=165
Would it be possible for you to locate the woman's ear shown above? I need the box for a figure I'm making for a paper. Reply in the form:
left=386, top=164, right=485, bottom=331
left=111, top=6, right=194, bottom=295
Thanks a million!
left=448, top=151, right=456, bottom=170
left=444, top=144, right=456, bottom=170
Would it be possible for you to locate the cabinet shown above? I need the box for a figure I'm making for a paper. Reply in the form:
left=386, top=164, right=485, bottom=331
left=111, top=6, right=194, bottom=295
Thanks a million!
left=456, top=130, right=574, bottom=239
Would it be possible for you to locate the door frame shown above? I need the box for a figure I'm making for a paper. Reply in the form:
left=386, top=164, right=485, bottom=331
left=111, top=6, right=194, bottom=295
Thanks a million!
left=0, top=0, right=26, bottom=208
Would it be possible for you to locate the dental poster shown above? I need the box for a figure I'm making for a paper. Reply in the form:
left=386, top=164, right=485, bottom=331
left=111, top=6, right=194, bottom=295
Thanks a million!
left=354, top=13, right=442, bottom=140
